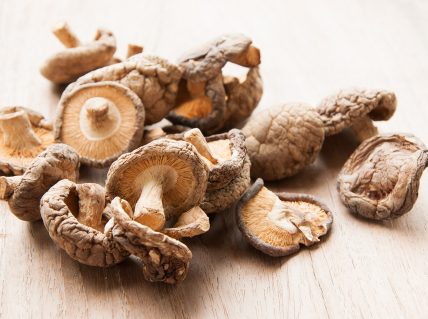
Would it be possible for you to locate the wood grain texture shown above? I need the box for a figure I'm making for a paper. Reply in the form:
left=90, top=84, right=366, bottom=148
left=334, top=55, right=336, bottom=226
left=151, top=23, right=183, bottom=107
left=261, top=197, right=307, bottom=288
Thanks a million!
left=1, top=0, right=428, bottom=318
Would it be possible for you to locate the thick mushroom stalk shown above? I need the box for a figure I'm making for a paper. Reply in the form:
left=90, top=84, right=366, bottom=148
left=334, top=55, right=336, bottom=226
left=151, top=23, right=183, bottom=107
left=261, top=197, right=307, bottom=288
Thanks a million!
left=0, top=176, right=21, bottom=200
left=52, top=22, right=80, bottom=48
left=183, top=128, right=218, bottom=164
left=80, top=97, right=120, bottom=139
left=0, top=110, right=42, bottom=151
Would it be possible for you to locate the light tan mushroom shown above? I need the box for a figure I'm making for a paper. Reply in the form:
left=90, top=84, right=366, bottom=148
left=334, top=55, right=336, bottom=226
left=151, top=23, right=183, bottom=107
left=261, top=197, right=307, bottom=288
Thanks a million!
left=0, top=107, right=54, bottom=175
left=40, top=22, right=117, bottom=84
left=162, top=206, right=210, bottom=239
left=40, top=180, right=129, bottom=267
left=236, top=179, right=333, bottom=257
left=55, top=81, right=145, bottom=167
left=0, top=144, right=80, bottom=221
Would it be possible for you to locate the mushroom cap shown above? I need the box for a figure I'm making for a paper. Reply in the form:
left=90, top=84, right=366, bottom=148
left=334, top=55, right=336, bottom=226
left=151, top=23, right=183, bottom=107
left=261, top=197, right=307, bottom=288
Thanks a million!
left=236, top=179, right=333, bottom=257
left=40, top=29, right=117, bottom=84
left=317, top=88, right=397, bottom=136
left=0, top=106, right=55, bottom=175
left=110, top=197, right=192, bottom=284
left=40, top=180, right=129, bottom=267
left=55, top=81, right=145, bottom=167
left=162, top=206, right=210, bottom=239
left=243, top=103, right=325, bottom=181
left=337, top=133, right=428, bottom=220
left=66, top=54, right=182, bottom=125
left=105, top=139, right=209, bottom=220
left=201, top=154, right=251, bottom=214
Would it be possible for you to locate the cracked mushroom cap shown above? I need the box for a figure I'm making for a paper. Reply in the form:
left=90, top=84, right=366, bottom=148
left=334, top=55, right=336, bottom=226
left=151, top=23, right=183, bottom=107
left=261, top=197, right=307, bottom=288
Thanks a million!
left=317, top=88, right=397, bottom=140
left=110, top=197, right=192, bottom=284
left=0, top=106, right=55, bottom=175
left=242, top=103, right=325, bottom=181
left=236, top=179, right=333, bottom=257
left=337, top=133, right=428, bottom=220
left=55, top=81, right=145, bottom=167
left=40, top=180, right=129, bottom=267
left=66, top=54, right=182, bottom=125
left=105, top=139, right=209, bottom=231
left=0, top=144, right=80, bottom=221
left=168, top=33, right=262, bottom=134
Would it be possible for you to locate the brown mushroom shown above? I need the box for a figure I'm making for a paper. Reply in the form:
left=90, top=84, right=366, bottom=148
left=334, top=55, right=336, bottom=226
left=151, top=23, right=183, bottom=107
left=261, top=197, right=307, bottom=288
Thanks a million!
left=63, top=53, right=182, bottom=125
left=109, top=197, right=192, bottom=284
left=40, top=22, right=117, bottom=84
left=0, top=106, right=55, bottom=175
left=141, top=124, right=191, bottom=146
left=337, top=133, right=428, bottom=220
left=0, top=144, right=80, bottom=221
left=236, top=179, right=333, bottom=257
left=105, top=139, right=210, bottom=231
left=55, top=81, right=145, bottom=167
left=167, top=33, right=262, bottom=134
left=162, top=206, right=210, bottom=239
left=40, top=180, right=129, bottom=267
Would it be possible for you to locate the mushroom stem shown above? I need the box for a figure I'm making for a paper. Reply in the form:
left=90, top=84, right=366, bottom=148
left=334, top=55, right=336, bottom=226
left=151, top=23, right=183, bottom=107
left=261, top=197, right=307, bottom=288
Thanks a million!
left=84, top=97, right=115, bottom=129
left=349, top=116, right=378, bottom=142
left=0, top=110, right=42, bottom=151
left=183, top=128, right=218, bottom=164
left=127, top=44, right=144, bottom=58
left=0, top=176, right=21, bottom=200
left=76, top=184, right=105, bottom=231
left=52, top=22, right=80, bottom=48
left=134, top=178, right=166, bottom=230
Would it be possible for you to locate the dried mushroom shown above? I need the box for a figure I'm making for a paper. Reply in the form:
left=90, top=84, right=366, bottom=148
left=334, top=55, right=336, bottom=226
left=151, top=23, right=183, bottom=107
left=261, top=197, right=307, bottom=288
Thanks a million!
left=337, top=133, right=428, bottom=220
left=55, top=81, right=145, bottom=167
left=105, top=139, right=210, bottom=232
left=168, top=33, right=262, bottom=134
left=0, top=144, right=79, bottom=221
left=109, top=197, right=192, bottom=284
left=40, top=22, right=116, bottom=84
left=0, top=106, right=55, bottom=175
left=236, top=179, right=333, bottom=256
left=317, top=88, right=396, bottom=141
left=141, top=124, right=191, bottom=146
left=40, top=179, right=129, bottom=267
left=64, top=53, right=182, bottom=125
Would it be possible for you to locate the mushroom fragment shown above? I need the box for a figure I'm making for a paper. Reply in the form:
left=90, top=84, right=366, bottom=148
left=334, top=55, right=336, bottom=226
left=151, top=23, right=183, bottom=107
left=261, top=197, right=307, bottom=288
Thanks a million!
left=40, top=180, right=129, bottom=266
left=337, top=133, right=428, bottom=220
left=0, top=106, right=55, bottom=175
left=109, top=197, right=192, bottom=284
left=162, top=206, right=210, bottom=239
left=63, top=53, right=182, bottom=125
left=0, top=144, right=79, bottom=221
left=40, top=22, right=117, bottom=84
left=105, top=139, right=210, bottom=231
left=168, top=33, right=262, bottom=134
left=236, top=179, right=333, bottom=257
left=55, top=81, right=145, bottom=167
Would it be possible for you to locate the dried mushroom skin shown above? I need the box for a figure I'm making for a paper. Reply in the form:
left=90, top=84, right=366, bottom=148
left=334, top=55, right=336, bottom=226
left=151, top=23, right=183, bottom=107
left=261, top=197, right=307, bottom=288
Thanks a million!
left=65, top=54, right=182, bottom=125
left=337, top=133, right=428, bottom=220
left=106, top=139, right=209, bottom=231
left=236, top=179, right=333, bottom=257
left=317, top=88, right=397, bottom=140
left=168, top=33, right=262, bottom=134
left=40, top=23, right=116, bottom=84
left=0, top=106, right=55, bottom=175
left=243, top=103, right=325, bottom=181
left=0, top=144, right=80, bottom=221
left=55, top=81, right=145, bottom=167
left=110, top=197, right=192, bottom=284
left=41, top=180, right=129, bottom=266
left=162, top=206, right=210, bottom=239
left=141, top=125, right=191, bottom=146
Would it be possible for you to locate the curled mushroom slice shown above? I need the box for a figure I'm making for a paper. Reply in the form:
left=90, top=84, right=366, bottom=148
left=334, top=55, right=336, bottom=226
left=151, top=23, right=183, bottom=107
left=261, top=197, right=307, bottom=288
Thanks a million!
left=317, top=88, right=397, bottom=141
left=65, top=54, right=182, bottom=125
left=168, top=33, right=262, bottom=134
left=338, top=133, right=428, bottom=220
left=55, top=81, right=145, bottom=167
left=40, top=180, right=129, bottom=267
left=0, top=106, right=55, bottom=175
left=163, top=206, right=210, bottom=239
left=106, top=139, right=209, bottom=231
left=242, top=103, right=325, bottom=181
left=110, top=197, right=192, bottom=284
left=0, top=144, right=79, bottom=221
left=40, top=22, right=116, bottom=84
left=236, top=179, right=333, bottom=257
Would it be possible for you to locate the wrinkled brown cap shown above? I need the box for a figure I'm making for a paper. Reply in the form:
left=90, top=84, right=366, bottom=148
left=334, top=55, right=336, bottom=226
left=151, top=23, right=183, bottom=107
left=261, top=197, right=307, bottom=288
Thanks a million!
left=338, top=133, right=428, bottom=220
left=55, top=81, right=145, bottom=167
left=236, top=179, right=333, bottom=257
